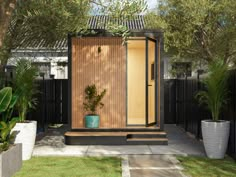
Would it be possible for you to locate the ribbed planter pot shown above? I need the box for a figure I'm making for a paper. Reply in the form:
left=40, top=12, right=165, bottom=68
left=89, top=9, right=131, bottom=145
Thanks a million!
left=201, top=120, right=230, bottom=159
left=85, top=115, right=100, bottom=128
left=12, top=121, right=37, bottom=160
left=0, top=144, right=22, bottom=177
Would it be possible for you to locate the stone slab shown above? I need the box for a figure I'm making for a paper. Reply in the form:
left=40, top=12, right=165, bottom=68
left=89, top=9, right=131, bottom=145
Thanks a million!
left=86, top=145, right=152, bottom=156
left=130, top=169, right=183, bottom=177
left=33, top=145, right=88, bottom=156
left=128, top=155, right=174, bottom=168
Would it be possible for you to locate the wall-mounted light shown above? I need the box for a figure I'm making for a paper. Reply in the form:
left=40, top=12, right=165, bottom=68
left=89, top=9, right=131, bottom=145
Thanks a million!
left=98, top=46, right=101, bottom=54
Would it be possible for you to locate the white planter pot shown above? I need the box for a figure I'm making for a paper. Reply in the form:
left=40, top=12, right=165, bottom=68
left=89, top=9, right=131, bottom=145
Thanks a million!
left=12, top=121, right=37, bottom=160
left=201, top=120, right=230, bottom=159
left=0, top=144, right=22, bottom=177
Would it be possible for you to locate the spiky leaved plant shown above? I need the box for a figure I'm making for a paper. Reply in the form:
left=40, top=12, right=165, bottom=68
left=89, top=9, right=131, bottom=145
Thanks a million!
left=83, top=84, right=106, bottom=115
left=13, top=59, right=39, bottom=122
left=196, top=59, right=229, bottom=121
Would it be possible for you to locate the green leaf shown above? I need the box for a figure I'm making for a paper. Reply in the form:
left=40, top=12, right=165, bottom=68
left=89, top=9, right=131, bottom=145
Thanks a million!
left=8, top=117, right=19, bottom=129
left=0, top=121, right=7, bottom=130
left=0, top=87, right=12, bottom=113
left=1, top=128, right=9, bottom=141
left=9, top=94, right=19, bottom=109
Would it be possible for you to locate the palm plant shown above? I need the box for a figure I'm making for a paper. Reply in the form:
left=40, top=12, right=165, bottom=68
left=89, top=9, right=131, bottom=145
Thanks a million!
left=13, top=59, right=39, bottom=122
left=196, top=59, right=229, bottom=121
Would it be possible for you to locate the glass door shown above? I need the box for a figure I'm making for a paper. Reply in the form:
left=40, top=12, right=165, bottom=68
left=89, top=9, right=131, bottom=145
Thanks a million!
left=146, top=38, right=157, bottom=126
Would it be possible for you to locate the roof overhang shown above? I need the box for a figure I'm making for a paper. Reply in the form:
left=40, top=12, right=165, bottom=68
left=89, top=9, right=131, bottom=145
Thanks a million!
left=72, top=29, right=163, bottom=39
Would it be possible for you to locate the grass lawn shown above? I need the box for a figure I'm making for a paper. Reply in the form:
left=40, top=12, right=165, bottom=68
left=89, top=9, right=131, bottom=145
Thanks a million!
left=14, top=156, right=121, bottom=177
left=177, top=155, right=236, bottom=177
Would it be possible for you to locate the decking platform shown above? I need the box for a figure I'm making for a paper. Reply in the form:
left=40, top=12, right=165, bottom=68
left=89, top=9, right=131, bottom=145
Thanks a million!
left=65, top=129, right=168, bottom=145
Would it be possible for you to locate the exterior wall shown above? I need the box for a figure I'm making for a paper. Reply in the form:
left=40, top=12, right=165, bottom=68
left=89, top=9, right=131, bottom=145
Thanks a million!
left=71, top=37, right=126, bottom=128
left=9, top=50, right=68, bottom=79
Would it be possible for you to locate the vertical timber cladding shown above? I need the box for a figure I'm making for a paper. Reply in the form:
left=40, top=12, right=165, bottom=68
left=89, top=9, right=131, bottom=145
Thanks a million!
left=158, top=38, right=163, bottom=128
left=71, top=37, right=126, bottom=128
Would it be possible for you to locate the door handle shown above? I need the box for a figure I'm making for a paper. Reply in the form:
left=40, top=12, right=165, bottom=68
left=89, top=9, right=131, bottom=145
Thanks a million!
left=148, top=85, right=152, bottom=86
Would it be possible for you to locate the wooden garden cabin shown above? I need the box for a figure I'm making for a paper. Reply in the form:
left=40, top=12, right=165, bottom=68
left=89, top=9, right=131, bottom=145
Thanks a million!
left=65, top=16, right=167, bottom=145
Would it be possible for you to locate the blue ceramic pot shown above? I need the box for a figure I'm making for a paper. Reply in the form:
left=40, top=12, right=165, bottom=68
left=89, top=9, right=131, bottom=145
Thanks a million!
left=85, top=115, right=100, bottom=128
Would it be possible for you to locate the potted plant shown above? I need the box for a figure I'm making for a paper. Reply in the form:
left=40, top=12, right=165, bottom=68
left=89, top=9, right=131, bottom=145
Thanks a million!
left=196, top=59, right=230, bottom=159
left=12, top=59, right=39, bottom=160
left=0, top=87, right=22, bottom=177
left=83, top=84, right=106, bottom=128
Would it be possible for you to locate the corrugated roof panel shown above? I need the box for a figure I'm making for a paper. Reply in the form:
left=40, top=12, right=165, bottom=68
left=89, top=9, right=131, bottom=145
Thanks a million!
left=87, top=15, right=146, bottom=30
left=14, top=15, right=151, bottom=49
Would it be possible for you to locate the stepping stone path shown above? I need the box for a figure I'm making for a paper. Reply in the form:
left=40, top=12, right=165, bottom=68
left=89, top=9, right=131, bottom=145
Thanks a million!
left=122, top=155, right=186, bottom=177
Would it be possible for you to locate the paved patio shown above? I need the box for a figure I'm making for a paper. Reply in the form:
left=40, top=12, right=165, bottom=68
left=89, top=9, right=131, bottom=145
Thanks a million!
left=33, top=124, right=205, bottom=157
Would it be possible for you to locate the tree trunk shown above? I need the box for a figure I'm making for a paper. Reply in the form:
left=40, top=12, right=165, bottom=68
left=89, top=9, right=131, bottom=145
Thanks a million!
left=0, top=0, right=17, bottom=49
left=0, top=1, right=17, bottom=87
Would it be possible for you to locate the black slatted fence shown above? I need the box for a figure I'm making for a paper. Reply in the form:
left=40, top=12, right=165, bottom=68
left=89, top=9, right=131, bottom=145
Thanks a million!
left=164, top=79, right=176, bottom=124
left=28, top=79, right=68, bottom=130
left=164, top=70, right=236, bottom=159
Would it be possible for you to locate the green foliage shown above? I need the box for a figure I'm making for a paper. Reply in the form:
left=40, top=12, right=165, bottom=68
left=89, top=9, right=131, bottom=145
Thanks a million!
left=11, top=0, right=90, bottom=48
left=83, top=84, right=106, bottom=114
left=0, top=118, right=19, bottom=152
left=93, top=0, right=147, bottom=43
left=1, top=90, right=19, bottom=122
left=6, top=0, right=147, bottom=49
left=144, top=11, right=167, bottom=30
left=0, top=0, right=147, bottom=68
left=0, top=87, right=19, bottom=152
left=196, top=59, right=229, bottom=121
left=96, top=0, right=147, bottom=18
left=0, top=87, right=12, bottom=113
left=0, top=87, right=19, bottom=122
left=150, top=0, right=236, bottom=65
left=13, top=59, right=39, bottom=122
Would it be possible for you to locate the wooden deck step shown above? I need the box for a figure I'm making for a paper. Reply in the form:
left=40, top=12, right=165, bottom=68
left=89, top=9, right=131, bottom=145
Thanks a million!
left=65, top=131, right=166, bottom=136
left=70, top=127, right=161, bottom=132
left=65, top=132, right=127, bottom=136
left=126, top=137, right=168, bottom=145
left=65, top=131, right=168, bottom=145
left=127, top=132, right=167, bottom=139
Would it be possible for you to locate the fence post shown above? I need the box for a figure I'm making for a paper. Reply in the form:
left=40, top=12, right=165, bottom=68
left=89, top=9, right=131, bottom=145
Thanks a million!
left=196, top=69, right=204, bottom=139
left=184, top=75, right=188, bottom=130
left=197, top=72, right=201, bottom=138
left=175, top=79, right=178, bottom=125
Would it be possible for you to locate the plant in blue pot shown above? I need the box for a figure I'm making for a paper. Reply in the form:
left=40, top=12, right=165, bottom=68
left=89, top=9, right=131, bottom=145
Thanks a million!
left=83, top=84, right=106, bottom=128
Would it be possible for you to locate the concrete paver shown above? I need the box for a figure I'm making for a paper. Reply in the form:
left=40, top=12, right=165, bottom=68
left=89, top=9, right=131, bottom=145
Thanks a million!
left=87, top=145, right=152, bottom=156
left=128, top=155, right=185, bottom=177
left=128, top=155, right=175, bottom=168
left=33, top=145, right=88, bottom=156
left=130, top=169, right=183, bottom=177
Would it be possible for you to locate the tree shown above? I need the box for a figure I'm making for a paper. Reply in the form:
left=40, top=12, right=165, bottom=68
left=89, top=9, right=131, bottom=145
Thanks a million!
left=151, top=0, right=236, bottom=65
left=0, top=0, right=91, bottom=67
left=0, top=0, right=147, bottom=66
